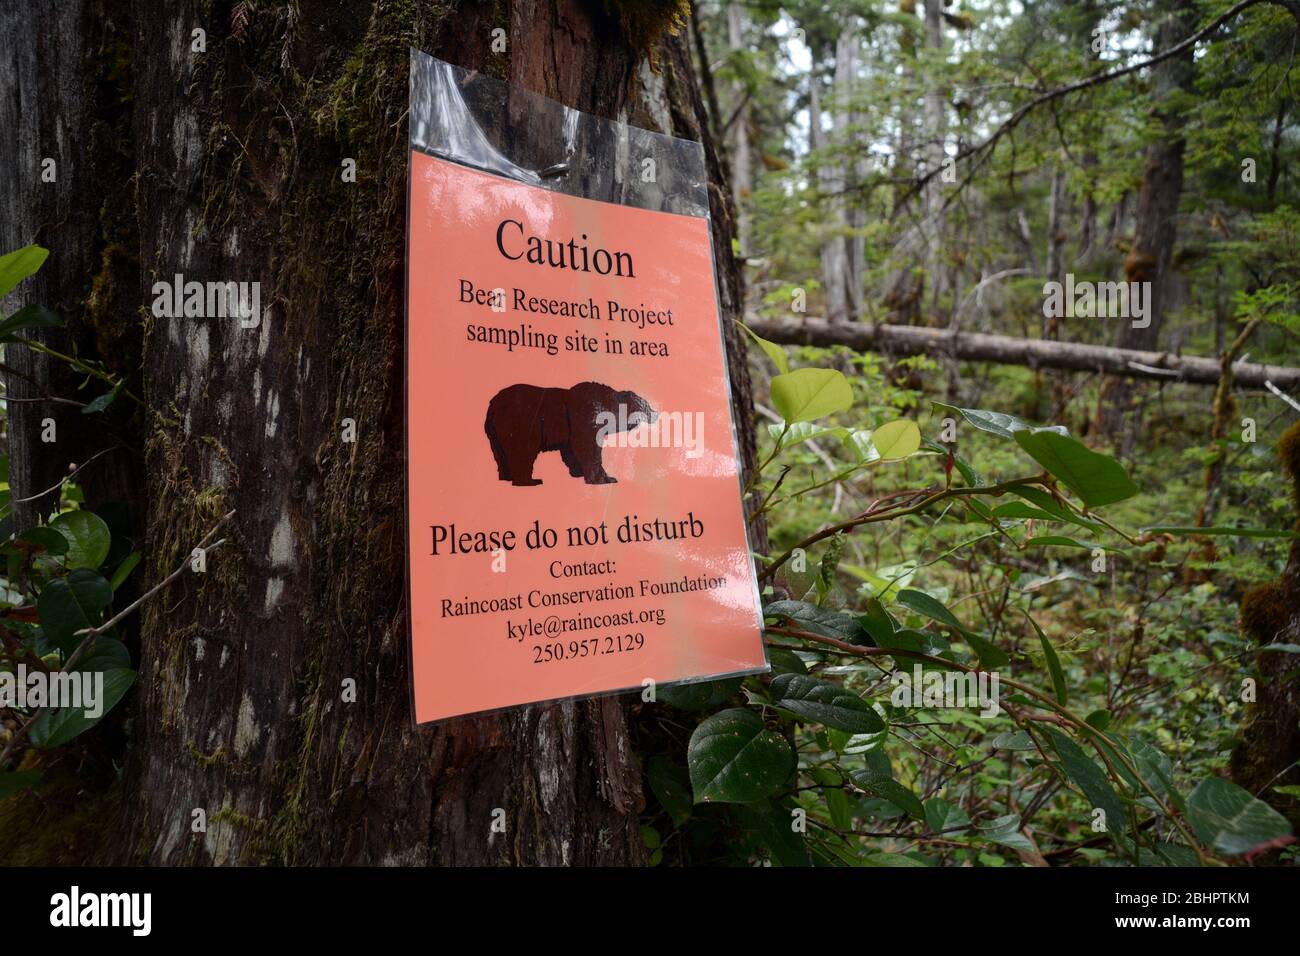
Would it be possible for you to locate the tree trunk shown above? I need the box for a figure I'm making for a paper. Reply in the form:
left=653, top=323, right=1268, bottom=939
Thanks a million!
left=0, top=0, right=144, bottom=532
left=1044, top=164, right=1068, bottom=416
left=727, top=3, right=752, bottom=257
left=817, top=26, right=859, bottom=324
left=1229, top=421, right=1300, bottom=828
left=809, top=59, right=847, bottom=322
left=1096, top=0, right=1196, bottom=444
left=4, top=0, right=759, bottom=866
left=745, top=315, right=1300, bottom=389
left=920, top=0, right=948, bottom=318
left=883, top=0, right=922, bottom=323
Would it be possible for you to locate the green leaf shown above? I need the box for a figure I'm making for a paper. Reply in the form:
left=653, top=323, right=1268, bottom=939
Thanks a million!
left=870, top=419, right=921, bottom=460
left=932, top=402, right=1068, bottom=440
left=767, top=421, right=846, bottom=448
left=764, top=600, right=867, bottom=643
left=1108, top=735, right=1181, bottom=811
left=770, top=367, right=853, bottom=423
left=738, top=320, right=789, bottom=374
left=76, top=635, right=132, bottom=672
left=857, top=598, right=897, bottom=645
left=0, top=771, right=41, bottom=800
left=861, top=852, right=928, bottom=867
left=811, top=767, right=853, bottom=830
left=1022, top=535, right=1121, bottom=551
left=646, top=756, right=693, bottom=827
left=17, top=526, right=69, bottom=557
left=1142, top=525, right=1300, bottom=539
left=924, top=797, right=971, bottom=834
left=991, top=502, right=1059, bottom=522
left=687, top=708, right=793, bottom=803
left=962, top=631, right=1009, bottom=669
left=0, top=304, right=63, bottom=340
left=49, top=510, right=112, bottom=569
left=976, top=814, right=1035, bottom=851
left=658, top=677, right=741, bottom=712
left=80, top=380, right=125, bottom=415
left=1020, top=610, right=1067, bottom=705
left=1013, top=431, right=1137, bottom=508
left=35, top=568, right=112, bottom=655
left=844, top=429, right=882, bottom=463
left=765, top=647, right=808, bottom=674
left=1046, top=728, right=1127, bottom=843
left=1007, top=486, right=1104, bottom=532
left=0, top=245, right=49, bottom=299
left=892, top=588, right=1007, bottom=665
left=769, top=673, right=885, bottom=733
left=735, top=800, right=812, bottom=866
left=896, top=588, right=963, bottom=629
left=991, top=730, right=1035, bottom=750
left=923, top=437, right=983, bottom=486
left=29, top=667, right=136, bottom=749
left=874, top=627, right=951, bottom=657
left=1140, top=843, right=1203, bottom=867
left=108, top=552, right=141, bottom=591
left=853, top=775, right=924, bottom=819
left=1186, top=777, right=1292, bottom=856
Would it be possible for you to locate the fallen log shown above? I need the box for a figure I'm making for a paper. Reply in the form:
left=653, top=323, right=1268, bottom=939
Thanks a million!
left=745, top=316, right=1300, bottom=390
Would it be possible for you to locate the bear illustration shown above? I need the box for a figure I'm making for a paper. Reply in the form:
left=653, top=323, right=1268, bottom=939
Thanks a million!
left=484, top=381, right=656, bottom=486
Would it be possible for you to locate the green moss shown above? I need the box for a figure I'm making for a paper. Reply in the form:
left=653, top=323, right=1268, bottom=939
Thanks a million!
left=599, top=0, right=690, bottom=66
left=1279, top=420, right=1300, bottom=518
left=0, top=754, right=118, bottom=865
left=211, top=805, right=265, bottom=831
left=1239, top=582, right=1288, bottom=644
left=188, top=742, right=228, bottom=768
left=85, top=240, right=140, bottom=368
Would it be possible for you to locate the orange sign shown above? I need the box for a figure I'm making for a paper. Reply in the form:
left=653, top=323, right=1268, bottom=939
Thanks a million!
left=406, top=151, right=766, bottom=722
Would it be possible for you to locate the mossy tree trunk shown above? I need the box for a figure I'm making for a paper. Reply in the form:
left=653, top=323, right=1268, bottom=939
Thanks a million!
left=4, top=0, right=760, bottom=865
left=1229, top=422, right=1300, bottom=827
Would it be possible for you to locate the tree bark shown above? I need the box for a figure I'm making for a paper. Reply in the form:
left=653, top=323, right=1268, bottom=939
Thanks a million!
left=3, top=0, right=759, bottom=866
left=1096, top=0, right=1196, bottom=442
left=920, top=0, right=948, bottom=317
left=745, top=316, right=1300, bottom=389
left=817, top=26, right=859, bottom=323
left=0, top=0, right=144, bottom=532
left=1229, top=421, right=1300, bottom=827
left=726, top=3, right=752, bottom=257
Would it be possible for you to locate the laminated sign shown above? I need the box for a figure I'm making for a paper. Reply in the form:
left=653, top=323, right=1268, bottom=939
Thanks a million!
left=405, top=51, right=766, bottom=723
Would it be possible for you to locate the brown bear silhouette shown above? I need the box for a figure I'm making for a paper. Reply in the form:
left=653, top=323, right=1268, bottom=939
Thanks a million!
left=484, top=381, right=656, bottom=486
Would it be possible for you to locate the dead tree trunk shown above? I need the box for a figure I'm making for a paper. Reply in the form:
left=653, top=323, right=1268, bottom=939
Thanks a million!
left=745, top=315, right=1300, bottom=389
left=4, top=0, right=759, bottom=866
